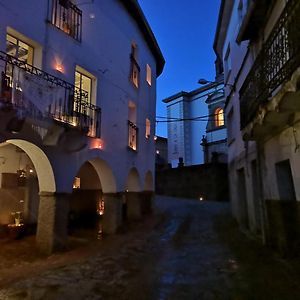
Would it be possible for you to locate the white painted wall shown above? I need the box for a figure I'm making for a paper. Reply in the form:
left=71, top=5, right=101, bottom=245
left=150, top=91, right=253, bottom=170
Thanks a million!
left=166, top=85, right=225, bottom=166
left=0, top=0, right=160, bottom=193
left=219, top=0, right=300, bottom=234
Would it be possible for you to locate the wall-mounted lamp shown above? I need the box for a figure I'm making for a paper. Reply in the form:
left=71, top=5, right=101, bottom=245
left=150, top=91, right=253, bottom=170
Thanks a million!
left=55, top=64, right=64, bottom=73
left=90, top=138, right=104, bottom=150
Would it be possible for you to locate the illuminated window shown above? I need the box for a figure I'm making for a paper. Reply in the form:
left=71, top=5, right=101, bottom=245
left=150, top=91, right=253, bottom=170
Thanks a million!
left=75, top=69, right=92, bottom=103
left=215, top=108, right=224, bottom=127
left=145, top=118, right=151, bottom=138
left=51, top=0, right=82, bottom=41
left=5, top=34, right=34, bottom=90
left=146, top=64, right=152, bottom=86
left=6, top=34, right=34, bottom=64
left=130, top=44, right=140, bottom=88
left=128, top=101, right=138, bottom=150
left=73, top=177, right=80, bottom=189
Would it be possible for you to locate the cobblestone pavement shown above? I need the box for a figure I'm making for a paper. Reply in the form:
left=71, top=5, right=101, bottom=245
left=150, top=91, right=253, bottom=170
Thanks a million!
left=0, top=196, right=300, bottom=300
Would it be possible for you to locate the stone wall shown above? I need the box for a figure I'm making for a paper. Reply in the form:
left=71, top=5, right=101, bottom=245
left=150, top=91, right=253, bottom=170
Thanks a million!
left=156, top=163, right=229, bottom=201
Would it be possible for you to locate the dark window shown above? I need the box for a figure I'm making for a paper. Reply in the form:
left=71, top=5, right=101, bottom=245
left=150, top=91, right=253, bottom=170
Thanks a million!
left=130, top=44, right=140, bottom=87
left=51, top=0, right=82, bottom=41
left=275, top=159, right=296, bottom=201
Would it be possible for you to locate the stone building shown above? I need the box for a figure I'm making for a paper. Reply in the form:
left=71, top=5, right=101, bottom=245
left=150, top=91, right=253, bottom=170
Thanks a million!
left=215, top=0, right=300, bottom=254
left=0, top=0, right=164, bottom=253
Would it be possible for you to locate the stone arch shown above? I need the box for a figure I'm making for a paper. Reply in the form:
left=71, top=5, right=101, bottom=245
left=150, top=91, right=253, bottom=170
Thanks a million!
left=88, top=158, right=117, bottom=193
left=125, top=167, right=142, bottom=192
left=144, top=170, right=154, bottom=191
left=6, top=139, right=56, bottom=193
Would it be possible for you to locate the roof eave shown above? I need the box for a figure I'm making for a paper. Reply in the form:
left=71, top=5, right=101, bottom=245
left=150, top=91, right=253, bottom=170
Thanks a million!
left=121, top=0, right=165, bottom=77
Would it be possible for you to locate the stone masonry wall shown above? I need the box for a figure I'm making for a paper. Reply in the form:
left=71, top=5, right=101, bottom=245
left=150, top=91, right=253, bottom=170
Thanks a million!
left=156, top=163, right=229, bottom=201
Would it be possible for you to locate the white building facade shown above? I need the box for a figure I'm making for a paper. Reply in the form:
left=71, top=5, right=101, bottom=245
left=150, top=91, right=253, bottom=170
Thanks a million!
left=163, top=81, right=227, bottom=167
left=0, top=0, right=164, bottom=253
left=215, top=0, right=300, bottom=254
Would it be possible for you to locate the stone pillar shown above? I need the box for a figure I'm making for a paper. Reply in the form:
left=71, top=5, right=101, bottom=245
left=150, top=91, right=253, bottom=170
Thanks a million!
left=141, top=191, right=154, bottom=215
left=24, top=175, right=39, bottom=224
left=36, top=192, right=70, bottom=255
left=102, top=193, right=122, bottom=234
left=126, top=192, right=143, bottom=220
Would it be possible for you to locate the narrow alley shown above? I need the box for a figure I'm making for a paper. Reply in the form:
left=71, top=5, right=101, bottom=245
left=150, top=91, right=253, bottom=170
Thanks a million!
left=0, top=196, right=300, bottom=300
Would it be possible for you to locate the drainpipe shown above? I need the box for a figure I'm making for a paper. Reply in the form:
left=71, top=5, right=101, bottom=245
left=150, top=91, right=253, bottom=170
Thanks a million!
left=256, top=139, right=268, bottom=245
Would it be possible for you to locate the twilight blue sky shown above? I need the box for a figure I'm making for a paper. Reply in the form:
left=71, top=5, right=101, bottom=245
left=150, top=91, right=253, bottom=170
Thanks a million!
left=138, top=0, right=221, bottom=137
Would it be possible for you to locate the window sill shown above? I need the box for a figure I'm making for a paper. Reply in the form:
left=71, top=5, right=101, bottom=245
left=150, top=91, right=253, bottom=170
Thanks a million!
left=127, top=146, right=138, bottom=153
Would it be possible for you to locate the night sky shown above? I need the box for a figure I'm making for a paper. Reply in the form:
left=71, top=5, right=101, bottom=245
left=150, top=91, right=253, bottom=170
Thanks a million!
left=138, top=0, right=221, bottom=137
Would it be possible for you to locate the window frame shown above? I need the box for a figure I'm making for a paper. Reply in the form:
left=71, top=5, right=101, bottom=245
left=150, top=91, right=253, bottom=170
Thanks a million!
left=146, top=64, right=152, bottom=86
left=215, top=107, right=225, bottom=127
left=130, top=44, right=140, bottom=88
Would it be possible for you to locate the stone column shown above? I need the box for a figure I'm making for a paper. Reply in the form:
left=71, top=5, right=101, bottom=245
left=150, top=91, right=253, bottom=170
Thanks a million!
left=36, top=192, right=70, bottom=255
left=126, top=192, right=142, bottom=220
left=141, top=191, right=154, bottom=215
left=24, top=175, right=39, bottom=224
left=102, top=193, right=122, bottom=234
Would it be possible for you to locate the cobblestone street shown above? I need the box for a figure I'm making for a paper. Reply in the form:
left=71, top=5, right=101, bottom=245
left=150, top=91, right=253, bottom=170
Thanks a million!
left=0, top=196, right=300, bottom=299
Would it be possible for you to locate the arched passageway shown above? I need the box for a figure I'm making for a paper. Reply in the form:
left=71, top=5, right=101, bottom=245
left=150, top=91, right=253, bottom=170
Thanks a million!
left=0, top=140, right=55, bottom=248
left=69, top=158, right=119, bottom=238
left=69, top=161, right=103, bottom=239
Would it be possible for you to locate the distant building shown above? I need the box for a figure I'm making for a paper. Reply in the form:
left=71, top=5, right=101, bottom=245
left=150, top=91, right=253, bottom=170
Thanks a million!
left=201, top=77, right=227, bottom=163
left=163, top=75, right=226, bottom=167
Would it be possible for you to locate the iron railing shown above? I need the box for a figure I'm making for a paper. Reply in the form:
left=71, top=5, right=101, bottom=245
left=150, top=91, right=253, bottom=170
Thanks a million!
left=240, top=0, right=300, bottom=129
left=51, top=0, right=82, bottom=41
left=128, top=120, right=138, bottom=151
left=0, top=51, right=101, bottom=138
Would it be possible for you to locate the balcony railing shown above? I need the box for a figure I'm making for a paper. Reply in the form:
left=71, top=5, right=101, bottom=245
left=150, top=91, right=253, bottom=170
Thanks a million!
left=128, top=120, right=138, bottom=151
left=51, top=0, right=82, bottom=41
left=240, top=0, right=300, bottom=129
left=0, top=51, right=101, bottom=138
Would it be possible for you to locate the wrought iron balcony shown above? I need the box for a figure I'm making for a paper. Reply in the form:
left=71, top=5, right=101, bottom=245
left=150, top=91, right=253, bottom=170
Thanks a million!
left=128, top=120, right=138, bottom=151
left=240, top=0, right=300, bottom=129
left=0, top=51, right=101, bottom=138
left=51, top=0, right=82, bottom=41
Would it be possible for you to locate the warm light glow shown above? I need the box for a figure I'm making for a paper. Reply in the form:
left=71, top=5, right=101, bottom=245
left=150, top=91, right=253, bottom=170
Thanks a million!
left=90, top=138, right=104, bottom=150
left=73, top=177, right=80, bottom=189
left=199, top=197, right=204, bottom=201
left=97, top=199, right=105, bottom=215
left=29, top=169, right=34, bottom=173
left=146, top=64, right=152, bottom=86
left=55, top=64, right=63, bottom=73
left=215, top=108, right=225, bottom=127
